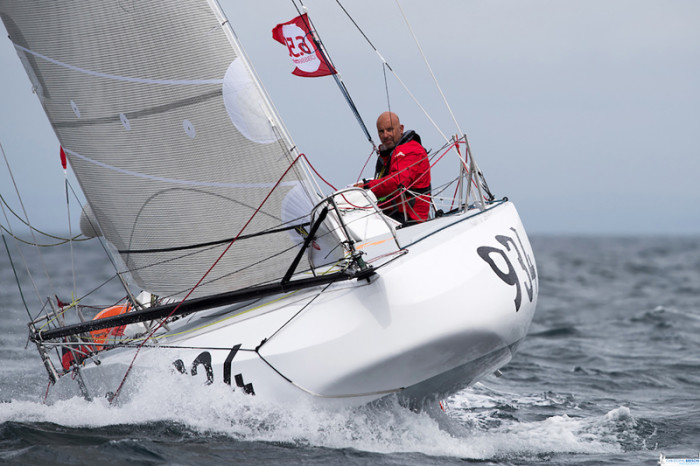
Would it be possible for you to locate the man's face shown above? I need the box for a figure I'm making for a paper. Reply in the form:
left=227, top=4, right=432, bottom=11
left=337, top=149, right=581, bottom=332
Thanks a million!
left=376, top=114, right=403, bottom=150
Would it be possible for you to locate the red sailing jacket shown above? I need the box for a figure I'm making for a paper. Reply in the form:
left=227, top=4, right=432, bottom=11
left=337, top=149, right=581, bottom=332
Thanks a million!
left=365, top=132, right=431, bottom=224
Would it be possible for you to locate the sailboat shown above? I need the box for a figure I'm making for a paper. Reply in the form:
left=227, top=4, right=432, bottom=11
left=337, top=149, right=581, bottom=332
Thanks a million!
left=0, top=1, right=538, bottom=406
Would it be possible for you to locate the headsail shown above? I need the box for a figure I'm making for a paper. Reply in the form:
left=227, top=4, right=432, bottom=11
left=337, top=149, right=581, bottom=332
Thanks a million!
left=0, top=0, right=327, bottom=298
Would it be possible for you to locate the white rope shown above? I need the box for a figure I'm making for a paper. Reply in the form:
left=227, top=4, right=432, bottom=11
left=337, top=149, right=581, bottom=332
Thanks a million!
left=394, top=0, right=464, bottom=137
left=63, top=170, right=78, bottom=304
left=391, top=3, right=494, bottom=209
left=385, top=65, right=450, bottom=143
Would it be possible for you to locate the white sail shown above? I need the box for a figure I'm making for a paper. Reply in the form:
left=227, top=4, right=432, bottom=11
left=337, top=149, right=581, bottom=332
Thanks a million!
left=0, top=0, right=326, bottom=298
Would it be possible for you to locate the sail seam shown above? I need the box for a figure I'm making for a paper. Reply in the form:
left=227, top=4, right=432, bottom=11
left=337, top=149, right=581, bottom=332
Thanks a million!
left=54, top=89, right=223, bottom=129
left=62, top=147, right=299, bottom=190
left=13, top=44, right=224, bottom=85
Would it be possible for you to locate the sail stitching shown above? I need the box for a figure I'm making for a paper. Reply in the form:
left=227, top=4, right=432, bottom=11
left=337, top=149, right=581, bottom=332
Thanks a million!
left=13, top=44, right=224, bottom=85
left=62, top=147, right=299, bottom=190
left=53, top=89, right=223, bottom=129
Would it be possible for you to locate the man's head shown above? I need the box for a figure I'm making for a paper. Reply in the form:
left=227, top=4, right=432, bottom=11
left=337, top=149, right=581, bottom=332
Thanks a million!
left=376, top=112, right=404, bottom=150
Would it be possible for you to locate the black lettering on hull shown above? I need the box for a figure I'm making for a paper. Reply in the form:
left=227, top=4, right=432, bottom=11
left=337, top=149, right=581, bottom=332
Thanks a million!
left=172, top=344, right=255, bottom=395
left=477, top=227, right=537, bottom=313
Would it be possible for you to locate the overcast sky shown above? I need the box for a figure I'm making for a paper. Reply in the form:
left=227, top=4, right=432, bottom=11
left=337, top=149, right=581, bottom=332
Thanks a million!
left=1, top=0, right=698, bottom=236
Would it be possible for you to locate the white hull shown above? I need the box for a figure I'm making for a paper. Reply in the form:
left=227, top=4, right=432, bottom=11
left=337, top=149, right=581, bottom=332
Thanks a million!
left=59, top=200, right=537, bottom=406
left=1, top=3, right=537, bottom=408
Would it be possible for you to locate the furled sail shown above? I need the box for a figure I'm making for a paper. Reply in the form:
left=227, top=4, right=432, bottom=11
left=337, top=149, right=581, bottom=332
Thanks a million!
left=0, top=0, right=328, bottom=298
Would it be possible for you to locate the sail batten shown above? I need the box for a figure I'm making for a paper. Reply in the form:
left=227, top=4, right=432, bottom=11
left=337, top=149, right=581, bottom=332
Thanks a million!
left=0, top=0, right=327, bottom=298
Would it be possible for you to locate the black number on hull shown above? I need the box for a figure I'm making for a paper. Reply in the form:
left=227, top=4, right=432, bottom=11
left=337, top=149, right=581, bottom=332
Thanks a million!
left=477, top=245, right=522, bottom=311
left=224, top=344, right=255, bottom=395
left=235, top=374, right=256, bottom=395
left=496, top=235, right=534, bottom=303
left=172, top=359, right=187, bottom=374
left=510, top=227, right=537, bottom=282
left=477, top=228, right=537, bottom=312
left=172, top=345, right=255, bottom=395
left=191, top=351, right=214, bottom=385
left=223, top=344, right=241, bottom=385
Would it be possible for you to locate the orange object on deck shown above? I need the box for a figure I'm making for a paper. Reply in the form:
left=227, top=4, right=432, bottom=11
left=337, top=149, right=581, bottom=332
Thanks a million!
left=90, top=304, right=130, bottom=350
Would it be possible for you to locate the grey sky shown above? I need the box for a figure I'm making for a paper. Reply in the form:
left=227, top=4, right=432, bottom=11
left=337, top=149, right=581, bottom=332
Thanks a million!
left=1, top=0, right=698, bottom=236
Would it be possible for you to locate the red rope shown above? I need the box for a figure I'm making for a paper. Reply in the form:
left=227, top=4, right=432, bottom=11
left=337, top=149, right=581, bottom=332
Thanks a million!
left=300, top=153, right=337, bottom=191
left=43, top=381, right=51, bottom=404
left=355, top=147, right=377, bottom=184
left=109, top=153, right=308, bottom=404
left=368, top=141, right=457, bottom=208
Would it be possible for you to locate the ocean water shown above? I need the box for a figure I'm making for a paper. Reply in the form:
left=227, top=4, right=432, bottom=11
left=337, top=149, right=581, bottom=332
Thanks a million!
left=1, top=235, right=699, bottom=465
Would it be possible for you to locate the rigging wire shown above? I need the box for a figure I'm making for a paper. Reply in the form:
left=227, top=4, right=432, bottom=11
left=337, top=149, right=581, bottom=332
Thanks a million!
left=62, top=160, right=78, bottom=302
left=0, top=225, right=85, bottom=247
left=64, top=179, right=144, bottom=312
left=393, top=0, right=464, bottom=137
left=331, top=2, right=495, bottom=206
left=3, top=234, right=32, bottom=321
left=66, top=149, right=345, bottom=302
left=409, top=4, right=492, bottom=203
left=356, top=147, right=376, bottom=184
left=391, top=1, right=494, bottom=205
left=333, top=0, right=449, bottom=144
left=0, top=140, right=57, bottom=307
left=292, top=0, right=377, bottom=150
left=382, top=62, right=392, bottom=113
left=108, top=152, right=314, bottom=405
left=0, top=193, right=88, bottom=244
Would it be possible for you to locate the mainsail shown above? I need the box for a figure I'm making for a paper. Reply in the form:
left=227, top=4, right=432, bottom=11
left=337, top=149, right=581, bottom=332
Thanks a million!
left=0, top=0, right=327, bottom=298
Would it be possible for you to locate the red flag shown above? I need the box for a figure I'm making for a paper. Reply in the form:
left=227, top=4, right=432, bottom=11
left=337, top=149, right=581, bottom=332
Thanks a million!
left=60, top=146, right=67, bottom=169
left=272, top=14, right=337, bottom=78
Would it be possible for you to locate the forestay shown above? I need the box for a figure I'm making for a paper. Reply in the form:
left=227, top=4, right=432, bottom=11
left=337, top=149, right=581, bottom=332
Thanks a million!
left=0, top=0, right=327, bottom=298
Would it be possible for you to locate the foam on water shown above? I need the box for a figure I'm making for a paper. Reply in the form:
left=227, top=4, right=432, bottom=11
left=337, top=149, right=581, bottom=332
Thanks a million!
left=0, top=367, right=637, bottom=461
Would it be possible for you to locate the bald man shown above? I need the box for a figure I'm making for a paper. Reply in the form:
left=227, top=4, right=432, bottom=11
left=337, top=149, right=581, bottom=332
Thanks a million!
left=357, top=112, right=431, bottom=224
